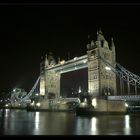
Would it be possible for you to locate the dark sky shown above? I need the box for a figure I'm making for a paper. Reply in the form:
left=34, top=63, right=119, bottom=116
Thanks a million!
left=0, top=4, right=140, bottom=93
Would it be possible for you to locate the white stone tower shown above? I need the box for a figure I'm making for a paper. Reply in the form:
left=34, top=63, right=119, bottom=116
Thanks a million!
left=87, top=29, right=116, bottom=97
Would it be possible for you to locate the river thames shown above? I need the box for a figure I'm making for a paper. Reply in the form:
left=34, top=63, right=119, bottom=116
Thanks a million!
left=0, top=109, right=140, bottom=135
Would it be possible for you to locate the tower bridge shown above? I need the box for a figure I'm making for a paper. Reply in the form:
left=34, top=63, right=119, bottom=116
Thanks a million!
left=40, top=29, right=117, bottom=99
left=7, top=29, right=140, bottom=113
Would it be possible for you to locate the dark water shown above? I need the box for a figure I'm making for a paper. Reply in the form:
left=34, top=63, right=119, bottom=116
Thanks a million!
left=0, top=109, right=140, bottom=135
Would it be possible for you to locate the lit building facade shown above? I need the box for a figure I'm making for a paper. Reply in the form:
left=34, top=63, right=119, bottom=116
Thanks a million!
left=40, top=30, right=116, bottom=99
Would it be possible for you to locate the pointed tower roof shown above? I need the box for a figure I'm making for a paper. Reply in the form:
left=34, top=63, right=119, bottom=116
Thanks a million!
left=98, top=28, right=103, bottom=34
left=111, top=37, right=115, bottom=48
left=87, top=34, right=91, bottom=43
left=97, top=28, right=105, bottom=41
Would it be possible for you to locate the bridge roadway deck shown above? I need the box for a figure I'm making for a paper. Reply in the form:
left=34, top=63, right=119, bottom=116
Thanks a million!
left=45, top=55, right=88, bottom=74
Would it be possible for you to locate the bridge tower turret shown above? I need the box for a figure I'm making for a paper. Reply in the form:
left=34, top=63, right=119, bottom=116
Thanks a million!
left=87, top=29, right=117, bottom=98
left=111, top=37, right=116, bottom=65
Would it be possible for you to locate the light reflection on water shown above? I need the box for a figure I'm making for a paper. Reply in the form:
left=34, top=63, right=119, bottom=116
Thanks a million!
left=0, top=109, right=140, bottom=135
left=91, top=117, right=98, bottom=135
left=35, top=112, right=40, bottom=130
left=124, top=115, right=131, bottom=135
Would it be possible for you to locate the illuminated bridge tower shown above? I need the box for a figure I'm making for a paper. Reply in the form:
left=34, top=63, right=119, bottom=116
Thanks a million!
left=39, top=30, right=127, bottom=112
left=87, top=29, right=117, bottom=98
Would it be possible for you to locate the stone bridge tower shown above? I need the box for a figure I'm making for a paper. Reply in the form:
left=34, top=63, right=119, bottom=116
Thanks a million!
left=40, top=29, right=117, bottom=100
left=87, top=29, right=117, bottom=98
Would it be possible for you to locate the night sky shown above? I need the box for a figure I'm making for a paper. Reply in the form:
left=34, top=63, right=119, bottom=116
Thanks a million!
left=0, top=4, right=140, bottom=93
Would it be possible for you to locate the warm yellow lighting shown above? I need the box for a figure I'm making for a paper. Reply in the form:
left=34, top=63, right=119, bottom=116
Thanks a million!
left=40, top=88, right=45, bottom=96
left=124, top=115, right=131, bottom=135
left=74, top=57, right=77, bottom=60
left=78, top=86, right=81, bottom=93
left=60, top=60, right=65, bottom=65
left=31, top=101, right=35, bottom=106
left=125, top=103, right=128, bottom=107
left=36, top=102, right=40, bottom=107
left=92, top=98, right=97, bottom=107
left=79, top=102, right=87, bottom=107
left=83, top=60, right=87, bottom=63
left=105, top=66, right=111, bottom=71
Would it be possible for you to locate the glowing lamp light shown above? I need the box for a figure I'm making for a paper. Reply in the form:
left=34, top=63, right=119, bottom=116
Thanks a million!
left=36, top=102, right=40, bottom=107
left=83, top=60, right=87, bottom=63
left=92, top=98, right=97, bottom=107
left=80, top=102, right=87, bottom=107
left=74, top=57, right=77, bottom=60
left=105, top=66, right=111, bottom=71
left=60, top=60, right=65, bottom=65
left=31, top=101, right=35, bottom=106
left=13, top=89, right=16, bottom=92
left=125, top=103, right=128, bottom=107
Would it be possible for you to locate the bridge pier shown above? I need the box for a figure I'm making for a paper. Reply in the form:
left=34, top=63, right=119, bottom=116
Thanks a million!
left=94, top=98, right=127, bottom=113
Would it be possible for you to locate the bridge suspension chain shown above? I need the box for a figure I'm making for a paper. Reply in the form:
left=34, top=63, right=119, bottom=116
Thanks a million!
left=100, top=56, right=140, bottom=88
left=21, top=76, right=40, bottom=101
left=10, top=76, right=41, bottom=105
left=116, top=63, right=140, bottom=87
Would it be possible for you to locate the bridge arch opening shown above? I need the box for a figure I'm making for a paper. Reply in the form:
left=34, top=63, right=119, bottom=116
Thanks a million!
left=60, top=68, right=88, bottom=98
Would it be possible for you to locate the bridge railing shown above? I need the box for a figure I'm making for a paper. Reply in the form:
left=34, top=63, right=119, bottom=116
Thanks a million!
left=48, top=97, right=80, bottom=104
left=108, top=95, right=140, bottom=101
